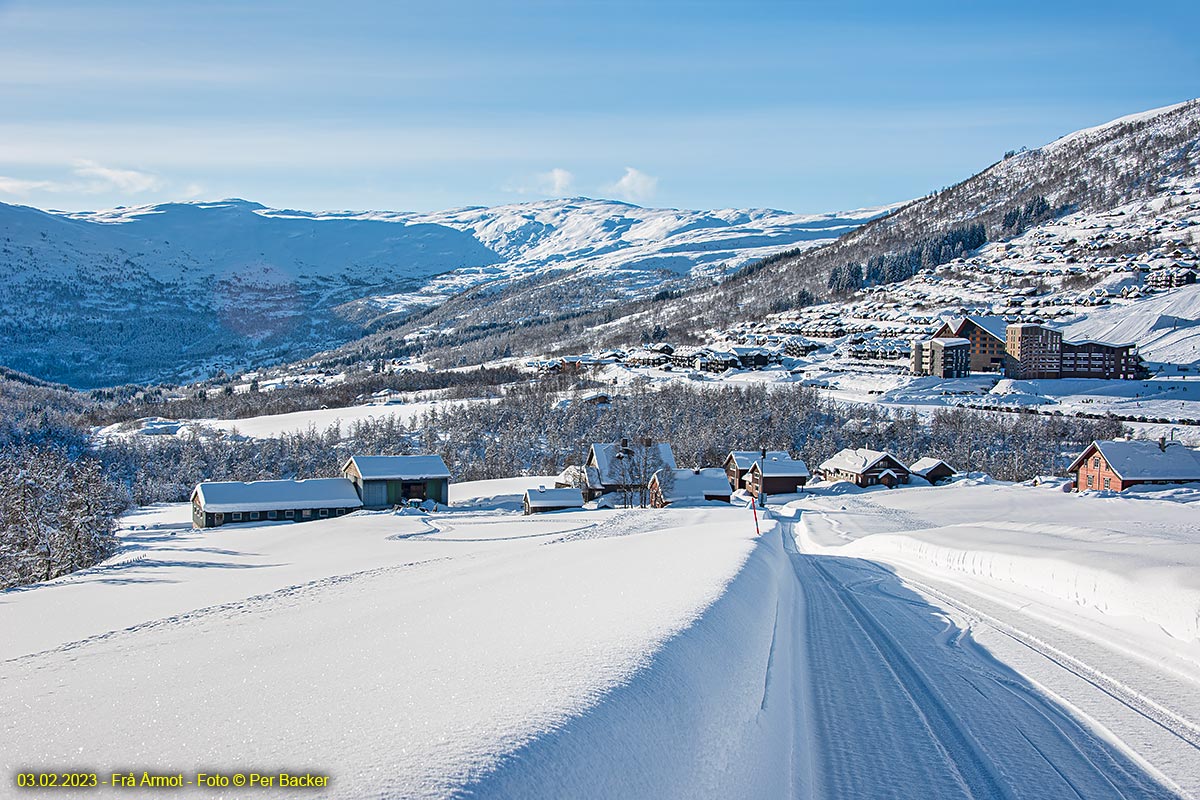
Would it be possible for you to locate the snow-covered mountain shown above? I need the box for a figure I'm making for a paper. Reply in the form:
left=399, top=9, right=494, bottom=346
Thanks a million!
left=0, top=197, right=889, bottom=388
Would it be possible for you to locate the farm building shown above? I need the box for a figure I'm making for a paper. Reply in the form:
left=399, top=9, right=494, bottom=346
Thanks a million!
left=191, top=478, right=362, bottom=529
left=581, top=439, right=676, bottom=500
left=818, top=448, right=910, bottom=488
left=648, top=468, right=732, bottom=508
left=523, top=486, right=585, bottom=515
left=723, top=450, right=790, bottom=491
left=744, top=455, right=811, bottom=497
left=1068, top=439, right=1200, bottom=492
left=341, top=454, right=451, bottom=509
left=909, top=457, right=957, bottom=484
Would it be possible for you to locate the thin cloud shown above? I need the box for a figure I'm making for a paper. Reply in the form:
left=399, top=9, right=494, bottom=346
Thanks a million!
left=605, top=167, right=658, bottom=204
left=507, top=167, right=575, bottom=197
left=0, top=160, right=164, bottom=196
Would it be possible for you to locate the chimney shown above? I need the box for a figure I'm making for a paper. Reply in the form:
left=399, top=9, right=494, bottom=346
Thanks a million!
left=620, top=437, right=628, bottom=450
left=1158, top=436, right=1167, bottom=452
left=761, top=447, right=767, bottom=459
left=537, top=485, right=546, bottom=492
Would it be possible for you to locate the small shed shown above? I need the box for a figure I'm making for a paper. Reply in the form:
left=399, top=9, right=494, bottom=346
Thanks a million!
left=342, top=454, right=451, bottom=509
left=523, top=486, right=585, bottom=515
left=191, top=478, right=362, bottom=529
left=744, top=455, right=811, bottom=498
left=648, top=468, right=733, bottom=508
left=909, top=457, right=958, bottom=484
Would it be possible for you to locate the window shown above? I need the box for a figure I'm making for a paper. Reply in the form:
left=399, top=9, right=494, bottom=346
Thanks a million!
left=1092, top=457, right=1100, bottom=468
left=250, top=511, right=260, bottom=520
left=302, top=510, right=312, bottom=518
left=336, top=509, right=345, bottom=516
left=319, top=508, right=329, bottom=517
left=285, top=510, right=295, bottom=519
left=1086, top=475, right=1094, bottom=488
left=1103, top=478, right=1111, bottom=490
left=232, top=512, right=242, bottom=521
left=268, top=510, right=278, bottom=520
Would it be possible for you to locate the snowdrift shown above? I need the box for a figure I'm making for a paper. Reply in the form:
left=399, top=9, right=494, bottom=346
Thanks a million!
left=461, top=527, right=806, bottom=799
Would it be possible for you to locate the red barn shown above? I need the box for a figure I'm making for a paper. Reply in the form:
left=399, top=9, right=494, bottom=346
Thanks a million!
left=1068, top=439, right=1200, bottom=492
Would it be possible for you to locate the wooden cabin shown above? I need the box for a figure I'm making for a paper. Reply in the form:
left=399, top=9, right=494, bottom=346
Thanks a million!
left=723, top=450, right=790, bottom=491
left=818, top=449, right=910, bottom=488
left=581, top=439, right=676, bottom=500
left=523, top=486, right=585, bottom=515
left=191, top=478, right=362, bottom=529
left=909, top=457, right=957, bottom=484
left=648, top=468, right=732, bottom=508
left=744, top=455, right=810, bottom=498
left=1068, top=439, right=1200, bottom=492
left=342, top=454, right=451, bottom=509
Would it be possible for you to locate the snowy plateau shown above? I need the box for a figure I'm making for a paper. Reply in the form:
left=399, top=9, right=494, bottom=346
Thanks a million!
left=0, top=197, right=887, bottom=388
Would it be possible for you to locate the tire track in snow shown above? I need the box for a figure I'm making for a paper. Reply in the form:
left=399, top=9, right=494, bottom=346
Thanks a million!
left=807, top=557, right=1015, bottom=800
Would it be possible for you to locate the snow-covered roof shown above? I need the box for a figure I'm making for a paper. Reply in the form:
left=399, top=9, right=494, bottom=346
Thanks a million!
left=749, top=454, right=810, bottom=478
left=192, top=478, right=363, bottom=513
left=909, top=457, right=956, bottom=477
left=653, top=468, right=732, bottom=503
left=819, top=448, right=900, bottom=475
left=929, top=337, right=970, bottom=347
left=587, top=441, right=676, bottom=488
left=726, top=450, right=790, bottom=470
left=1070, top=440, right=1200, bottom=481
left=345, top=454, right=451, bottom=480
left=523, top=486, right=585, bottom=509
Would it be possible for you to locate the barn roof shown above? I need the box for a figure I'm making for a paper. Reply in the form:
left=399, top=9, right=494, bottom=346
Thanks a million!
left=748, top=454, right=810, bottom=478
left=344, top=454, right=451, bottom=480
left=726, top=450, right=790, bottom=470
left=909, top=457, right=956, bottom=478
left=524, top=486, right=585, bottom=509
left=1069, top=440, right=1200, bottom=481
left=653, top=468, right=732, bottom=504
left=587, top=441, right=676, bottom=488
left=192, top=478, right=362, bottom=514
left=819, top=448, right=901, bottom=475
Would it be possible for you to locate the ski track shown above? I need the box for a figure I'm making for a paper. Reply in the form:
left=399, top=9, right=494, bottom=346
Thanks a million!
left=777, top=515, right=1184, bottom=800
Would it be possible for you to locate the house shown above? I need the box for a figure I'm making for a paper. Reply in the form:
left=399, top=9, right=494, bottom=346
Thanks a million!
left=744, top=455, right=810, bottom=497
left=648, top=468, right=732, bottom=507
left=723, top=450, right=790, bottom=490
left=933, top=316, right=1008, bottom=372
left=523, top=486, right=585, bottom=515
left=909, top=457, right=957, bottom=484
left=911, top=337, right=971, bottom=378
left=341, top=454, right=451, bottom=509
left=581, top=439, right=676, bottom=500
left=191, top=478, right=362, bottom=529
left=1005, top=323, right=1063, bottom=379
left=1068, top=439, right=1200, bottom=492
left=818, top=448, right=910, bottom=488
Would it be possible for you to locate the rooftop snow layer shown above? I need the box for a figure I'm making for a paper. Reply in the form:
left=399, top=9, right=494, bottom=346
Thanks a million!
left=727, top=450, right=790, bottom=470
left=523, top=487, right=585, bottom=508
left=346, top=454, right=451, bottom=480
left=193, top=478, right=363, bottom=513
left=656, top=468, right=733, bottom=502
left=819, top=448, right=896, bottom=475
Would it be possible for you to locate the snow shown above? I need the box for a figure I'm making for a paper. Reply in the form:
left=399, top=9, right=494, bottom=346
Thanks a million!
left=755, top=454, right=810, bottom=478
left=344, top=454, right=450, bottom=480
left=908, top=456, right=954, bottom=476
left=1, top=487, right=760, bottom=799
left=817, top=447, right=895, bottom=474
left=193, top=477, right=362, bottom=513
left=655, top=468, right=732, bottom=504
left=726, top=449, right=789, bottom=470
left=787, top=479, right=1200, bottom=795
left=523, top=486, right=585, bottom=509
left=5, top=477, right=1198, bottom=797
left=588, top=440, right=676, bottom=487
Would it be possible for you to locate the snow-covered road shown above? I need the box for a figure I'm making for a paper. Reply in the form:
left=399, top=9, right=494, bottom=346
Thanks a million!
left=785, top=544, right=1179, bottom=798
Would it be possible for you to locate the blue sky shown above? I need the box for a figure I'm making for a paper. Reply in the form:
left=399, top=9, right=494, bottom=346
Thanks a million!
left=0, top=0, right=1196, bottom=214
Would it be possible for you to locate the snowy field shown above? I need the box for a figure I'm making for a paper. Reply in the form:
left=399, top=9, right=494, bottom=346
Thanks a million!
left=4, top=477, right=1199, bottom=798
